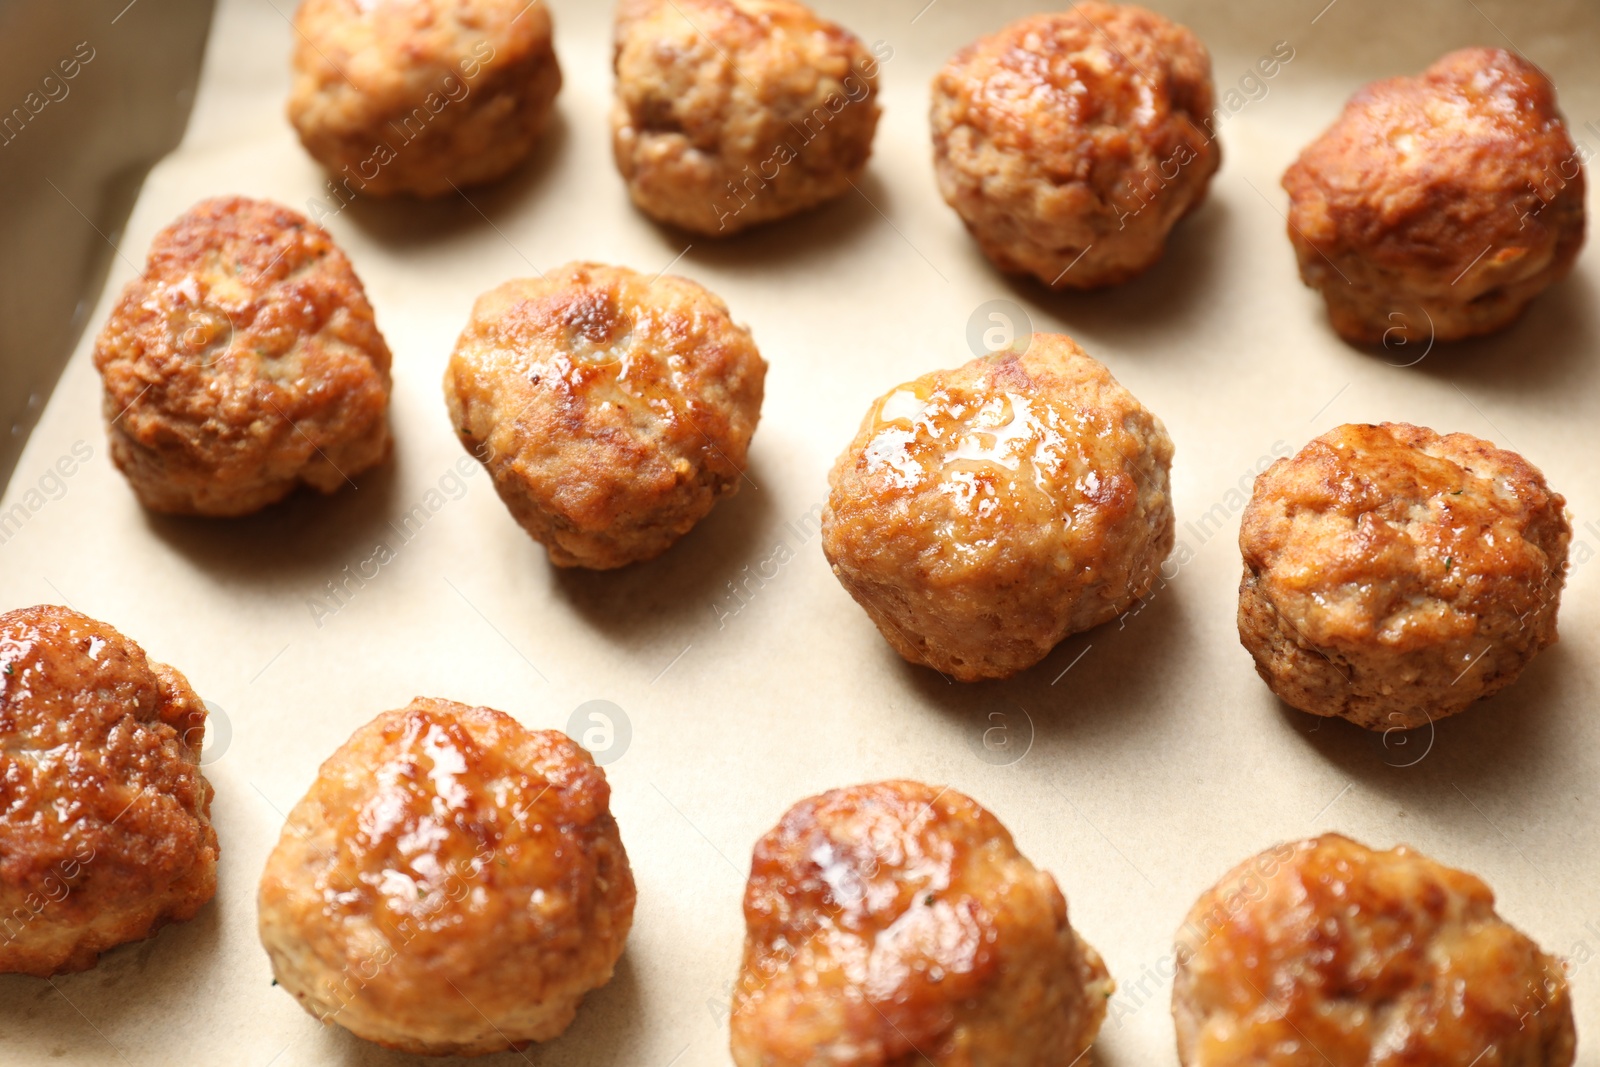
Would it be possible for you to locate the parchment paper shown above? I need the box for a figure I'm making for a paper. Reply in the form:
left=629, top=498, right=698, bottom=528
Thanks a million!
left=2, top=1, right=1598, bottom=1064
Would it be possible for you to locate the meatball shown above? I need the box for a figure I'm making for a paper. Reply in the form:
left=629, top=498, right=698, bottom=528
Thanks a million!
left=1173, top=833, right=1576, bottom=1067
left=257, top=697, right=635, bottom=1056
left=612, top=0, right=882, bottom=235
left=931, top=2, right=1220, bottom=289
left=288, top=0, right=562, bottom=198
left=1284, top=48, right=1586, bottom=345
left=92, top=196, right=392, bottom=517
left=822, top=336, right=1174, bottom=681
left=0, top=605, right=217, bottom=978
left=1238, top=422, right=1568, bottom=731
left=444, top=262, right=767, bottom=569
left=732, top=780, right=1112, bottom=1067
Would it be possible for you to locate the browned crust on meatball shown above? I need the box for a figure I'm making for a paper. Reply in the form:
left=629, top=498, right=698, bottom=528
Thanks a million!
left=1173, top=833, right=1576, bottom=1067
left=444, top=261, right=767, bottom=569
left=822, top=335, right=1175, bottom=681
left=0, top=605, right=217, bottom=978
left=931, top=1, right=1220, bottom=289
left=257, top=697, right=635, bottom=1056
left=1238, top=422, right=1569, bottom=731
left=732, top=780, right=1112, bottom=1067
left=612, top=0, right=881, bottom=235
left=289, top=0, right=562, bottom=198
left=1284, top=47, right=1586, bottom=345
left=92, top=196, right=393, bottom=517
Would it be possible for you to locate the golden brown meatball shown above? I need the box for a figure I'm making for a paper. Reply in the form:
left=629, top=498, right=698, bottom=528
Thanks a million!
left=288, top=0, right=562, bottom=198
left=92, top=196, right=392, bottom=517
left=1173, top=833, right=1576, bottom=1067
left=257, top=697, right=635, bottom=1056
left=444, top=262, right=767, bottom=569
left=1238, top=422, right=1569, bottom=731
left=612, top=0, right=882, bottom=235
left=1284, top=48, right=1586, bottom=345
left=822, top=336, right=1174, bottom=681
left=931, top=2, right=1220, bottom=289
left=0, top=605, right=218, bottom=978
left=732, top=780, right=1112, bottom=1067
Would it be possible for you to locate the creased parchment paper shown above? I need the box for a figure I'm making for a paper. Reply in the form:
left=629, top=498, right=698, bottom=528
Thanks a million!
left=2, top=1, right=1598, bottom=1064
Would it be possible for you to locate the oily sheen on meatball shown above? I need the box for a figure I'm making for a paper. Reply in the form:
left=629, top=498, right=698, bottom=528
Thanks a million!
left=932, top=2, right=1220, bottom=288
left=445, top=262, right=767, bottom=569
left=257, top=697, right=635, bottom=1055
left=1238, top=422, right=1568, bottom=730
left=733, top=780, right=1112, bottom=1066
left=0, top=605, right=218, bottom=978
left=1284, top=47, right=1586, bottom=344
left=1173, top=834, right=1576, bottom=1067
left=823, top=336, right=1174, bottom=681
left=92, top=196, right=392, bottom=516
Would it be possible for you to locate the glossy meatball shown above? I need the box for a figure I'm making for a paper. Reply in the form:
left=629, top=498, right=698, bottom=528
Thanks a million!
left=1239, top=422, right=1568, bottom=731
left=288, top=0, right=562, bottom=198
left=612, top=0, right=881, bottom=235
left=445, top=262, right=767, bottom=569
left=92, top=196, right=392, bottom=517
left=732, top=780, right=1112, bottom=1067
left=1173, top=834, right=1576, bottom=1067
left=257, top=697, right=635, bottom=1056
left=0, top=605, right=217, bottom=978
left=931, top=2, right=1220, bottom=289
left=822, top=336, right=1174, bottom=681
left=1284, top=48, right=1586, bottom=345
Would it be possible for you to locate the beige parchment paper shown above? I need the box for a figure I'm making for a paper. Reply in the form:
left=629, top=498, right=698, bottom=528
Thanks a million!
left=2, top=0, right=1599, bottom=1064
